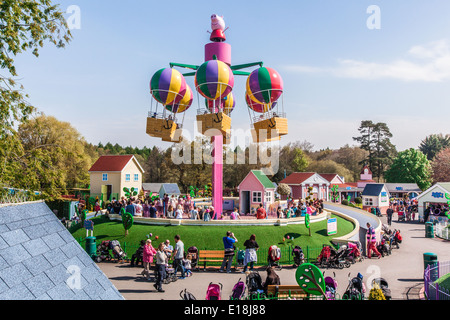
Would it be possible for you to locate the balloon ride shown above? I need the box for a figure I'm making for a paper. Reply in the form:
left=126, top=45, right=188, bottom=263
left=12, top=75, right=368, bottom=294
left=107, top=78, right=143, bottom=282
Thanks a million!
left=145, top=14, right=289, bottom=215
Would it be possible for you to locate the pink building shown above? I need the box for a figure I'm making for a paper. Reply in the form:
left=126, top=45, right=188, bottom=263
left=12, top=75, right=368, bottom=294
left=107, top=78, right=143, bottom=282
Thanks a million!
left=238, top=170, right=276, bottom=215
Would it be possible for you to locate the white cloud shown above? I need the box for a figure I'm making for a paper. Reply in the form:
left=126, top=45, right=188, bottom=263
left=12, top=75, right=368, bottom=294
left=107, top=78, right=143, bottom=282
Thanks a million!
left=284, top=40, right=450, bottom=82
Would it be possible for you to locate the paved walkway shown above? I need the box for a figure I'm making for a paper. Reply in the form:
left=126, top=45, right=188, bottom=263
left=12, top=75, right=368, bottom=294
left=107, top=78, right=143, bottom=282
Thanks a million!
left=97, top=214, right=450, bottom=300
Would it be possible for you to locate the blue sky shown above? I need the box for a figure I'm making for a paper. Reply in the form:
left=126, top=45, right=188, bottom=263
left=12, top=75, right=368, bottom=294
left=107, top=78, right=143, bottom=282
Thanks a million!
left=13, top=0, right=450, bottom=151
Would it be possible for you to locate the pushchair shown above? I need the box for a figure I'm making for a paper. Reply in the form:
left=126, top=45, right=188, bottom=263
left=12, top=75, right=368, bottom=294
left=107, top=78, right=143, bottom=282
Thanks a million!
left=246, top=271, right=264, bottom=298
left=180, top=288, right=196, bottom=300
left=109, top=239, right=127, bottom=261
left=268, top=245, right=282, bottom=270
left=292, top=245, right=305, bottom=267
left=377, top=236, right=391, bottom=257
left=333, top=245, right=351, bottom=269
left=316, top=245, right=332, bottom=268
left=398, top=211, right=406, bottom=222
left=324, top=272, right=338, bottom=300
left=372, top=277, right=391, bottom=300
left=94, top=240, right=113, bottom=263
left=187, top=246, right=199, bottom=271
left=230, top=278, right=246, bottom=300
left=389, top=229, right=402, bottom=249
left=163, top=265, right=178, bottom=284
left=205, top=282, right=223, bottom=300
left=346, top=241, right=363, bottom=264
left=343, top=272, right=366, bottom=300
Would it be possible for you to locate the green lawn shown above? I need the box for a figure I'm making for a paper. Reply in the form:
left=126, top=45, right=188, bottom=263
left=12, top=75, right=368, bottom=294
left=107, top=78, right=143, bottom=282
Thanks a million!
left=71, top=214, right=354, bottom=263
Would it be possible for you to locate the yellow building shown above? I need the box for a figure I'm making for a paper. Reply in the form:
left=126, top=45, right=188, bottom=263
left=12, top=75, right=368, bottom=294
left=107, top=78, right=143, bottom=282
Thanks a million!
left=88, top=155, right=145, bottom=201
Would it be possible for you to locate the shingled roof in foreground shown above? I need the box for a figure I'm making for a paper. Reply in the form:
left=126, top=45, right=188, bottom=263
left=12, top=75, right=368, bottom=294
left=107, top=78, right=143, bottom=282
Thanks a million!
left=0, top=201, right=123, bottom=300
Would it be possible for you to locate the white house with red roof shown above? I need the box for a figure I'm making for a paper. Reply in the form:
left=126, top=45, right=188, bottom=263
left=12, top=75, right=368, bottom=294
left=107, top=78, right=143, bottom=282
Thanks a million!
left=88, top=155, right=145, bottom=200
left=279, top=172, right=330, bottom=201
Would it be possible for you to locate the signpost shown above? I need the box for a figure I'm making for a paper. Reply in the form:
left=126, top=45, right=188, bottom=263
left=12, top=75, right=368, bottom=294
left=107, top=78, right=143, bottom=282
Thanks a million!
left=327, top=217, right=337, bottom=236
left=84, top=219, right=94, bottom=237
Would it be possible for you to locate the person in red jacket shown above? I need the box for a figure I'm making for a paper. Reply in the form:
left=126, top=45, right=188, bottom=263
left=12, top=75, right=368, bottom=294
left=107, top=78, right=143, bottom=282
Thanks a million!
left=256, top=203, right=267, bottom=219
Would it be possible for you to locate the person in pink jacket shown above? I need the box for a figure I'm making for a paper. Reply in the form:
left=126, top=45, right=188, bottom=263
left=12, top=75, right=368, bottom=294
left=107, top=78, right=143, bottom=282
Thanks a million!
left=141, top=239, right=157, bottom=280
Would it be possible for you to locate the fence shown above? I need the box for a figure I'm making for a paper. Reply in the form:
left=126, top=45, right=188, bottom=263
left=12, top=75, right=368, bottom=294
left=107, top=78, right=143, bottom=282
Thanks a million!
left=435, top=222, right=450, bottom=240
left=424, top=260, right=450, bottom=300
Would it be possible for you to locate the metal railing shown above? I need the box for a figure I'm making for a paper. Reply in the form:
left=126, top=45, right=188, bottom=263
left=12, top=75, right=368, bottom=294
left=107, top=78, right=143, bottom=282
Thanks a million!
left=435, top=222, right=450, bottom=240
left=424, top=260, right=450, bottom=300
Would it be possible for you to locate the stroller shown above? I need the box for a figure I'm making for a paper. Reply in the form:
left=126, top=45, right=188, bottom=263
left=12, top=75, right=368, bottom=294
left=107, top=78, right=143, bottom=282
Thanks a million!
left=163, top=265, right=178, bottom=284
left=346, top=241, right=363, bottom=264
left=324, top=272, right=338, bottom=300
left=180, top=288, right=196, bottom=300
left=343, top=273, right=366, bottom=300
left=246, top=271, right=264, bottom=298
left=109, top=239, right=127, bottom=261
left=187, top=246, right=199, bottom=271
left=292, top=245, right=305, bottom=267
left=377, top=236, right=391, bottom=257
left=372, top=277, right=391, bottom=300
left=94, top=240, right=113, bottom=262
left=398, top=210, right=406, bottom=222
left=205, top=282, right=223, bottom=300
left=333, top=245, right=351, bottom=269
left=230, top=278, right=246, bottom=300
left=389, top=229, right=402, bottom=249
left=268, top=245, right=282, bottom=270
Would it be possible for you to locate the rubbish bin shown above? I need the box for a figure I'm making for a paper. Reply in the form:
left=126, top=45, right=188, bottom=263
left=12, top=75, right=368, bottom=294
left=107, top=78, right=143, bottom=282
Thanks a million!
left=423, top=252, right=438, bottom=281
left=85, top=236, right=97, bottom=257
left=425, top=222, right=434, bottom=238
left=371, top=207, right=376, bottom=215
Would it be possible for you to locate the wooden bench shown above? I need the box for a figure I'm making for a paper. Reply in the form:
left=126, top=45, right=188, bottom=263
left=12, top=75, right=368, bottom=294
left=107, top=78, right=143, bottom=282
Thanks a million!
left=266, top=285, right=309, bottom=300
left=198, top=250, right=225, bottom=271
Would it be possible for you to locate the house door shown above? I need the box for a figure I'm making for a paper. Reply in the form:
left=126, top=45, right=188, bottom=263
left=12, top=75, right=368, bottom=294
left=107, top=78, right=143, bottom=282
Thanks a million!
left=107, top=185, right=112, bottom=201
left=241, top=191, right=250, bottom=215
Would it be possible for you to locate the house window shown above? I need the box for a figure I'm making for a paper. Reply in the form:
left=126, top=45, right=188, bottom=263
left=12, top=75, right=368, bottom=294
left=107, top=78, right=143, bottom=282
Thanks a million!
left=265, top=191, right=272, bottom=203
left=134, top=174, right=139, bottom=181
left=102, top=173, right=108, bottom=181
left=125, top=174, right=130, bottom=182
left=364, top=197, right=374, bottom=206
left=252, top=191, right=262, bottom=203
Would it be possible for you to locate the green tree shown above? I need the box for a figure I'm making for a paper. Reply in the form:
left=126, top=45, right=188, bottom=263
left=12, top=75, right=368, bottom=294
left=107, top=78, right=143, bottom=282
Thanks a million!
left=419, top=134, right=450, bottom=161
left=0, top=0, right=71, bottom=188
left=384, top=148, right=432, bottom=190
left=353, top=120, right=397, bottom=181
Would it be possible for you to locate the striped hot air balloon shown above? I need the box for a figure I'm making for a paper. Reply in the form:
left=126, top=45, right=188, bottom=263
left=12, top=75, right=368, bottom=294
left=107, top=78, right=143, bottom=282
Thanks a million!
left=245, top=91, right=277, bottom=113
left=205, top=92, right=235, bottom=115
left=246, top=67, right=283, bottom=105
left=150, top=68, right=187, bottom=106
left=166, top=84, right=193, bottom=114
left=195, top=60, right=234, bottom=101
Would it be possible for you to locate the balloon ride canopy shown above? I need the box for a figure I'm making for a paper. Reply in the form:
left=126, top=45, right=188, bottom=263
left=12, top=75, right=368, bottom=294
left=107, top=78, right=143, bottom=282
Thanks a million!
left=194, top=59, right=235, bottom=142
left=147, top=68, right=192, bottom=143
left=245, top=67, right=288, bottom=143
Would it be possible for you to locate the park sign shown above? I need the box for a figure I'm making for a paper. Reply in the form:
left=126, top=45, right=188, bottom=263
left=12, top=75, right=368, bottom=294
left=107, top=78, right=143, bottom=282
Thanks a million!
left=84, top=219, right=94, bottom=237
left=327, top=217, right=337, bottom=235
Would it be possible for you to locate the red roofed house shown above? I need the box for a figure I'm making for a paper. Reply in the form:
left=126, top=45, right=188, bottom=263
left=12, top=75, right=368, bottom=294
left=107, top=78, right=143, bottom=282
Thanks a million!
left=279, top=172, right=330, bottom=201
left=88, top=155, right=145, bottom=201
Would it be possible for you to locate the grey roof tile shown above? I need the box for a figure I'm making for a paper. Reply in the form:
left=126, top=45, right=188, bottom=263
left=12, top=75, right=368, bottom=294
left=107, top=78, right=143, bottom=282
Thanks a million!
left=0, top=283, right=35, bottom=300
left=6, top=219, right=30, bottom=231
left=43, top=247, right=68, bottom=267
left=1, top=229, right=30, bottom=247
left=24, top=273, right=55, bottom=298
left=0, top=278, right=8, bottom=295
left=22, top=238, right=51, bottom=257
left=46, top=283, right=75, bottom=300
left=41, top=232, right=66, bottom=250
left=0, top=244, right=32, bottom=266
left=60, top=241, right=84, bottom=259
left=23, top=223, right=48, bottom=240
left=22, top=255, right=52, bottom=275
left=0, top=263, right=33, bottom=288
left=45, top=264, right=71, bottom=287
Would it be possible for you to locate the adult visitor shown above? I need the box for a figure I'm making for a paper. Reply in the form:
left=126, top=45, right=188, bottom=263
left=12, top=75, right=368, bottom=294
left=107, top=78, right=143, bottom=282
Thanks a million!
left=125, top=200, right=135, bottom=216
left=219, top=231, right=238, bottom=273
left=263, top=267, right=280, bottom=295
left=256, top=203, right=266, bottom=219
left=172, top=235, right=186, bottom=279
left=386, top=206, right=394, bottom=226
left=149, top=202, right=157, bottom=218
left=366, top=223, right=381, bottom=259
left=142, top=239, right=156, bottom=280
left=154, top=242, right=167, bottom=293
left=243, top=234, right=259, bottom=272
left=189, top=206, right=199, bottom=220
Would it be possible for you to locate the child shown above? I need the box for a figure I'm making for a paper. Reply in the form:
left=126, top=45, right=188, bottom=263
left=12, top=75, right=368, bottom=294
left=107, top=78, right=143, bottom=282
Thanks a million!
left=230, top=208, right=240, bottom=220
left=183, top=254, right=193, bottom=277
